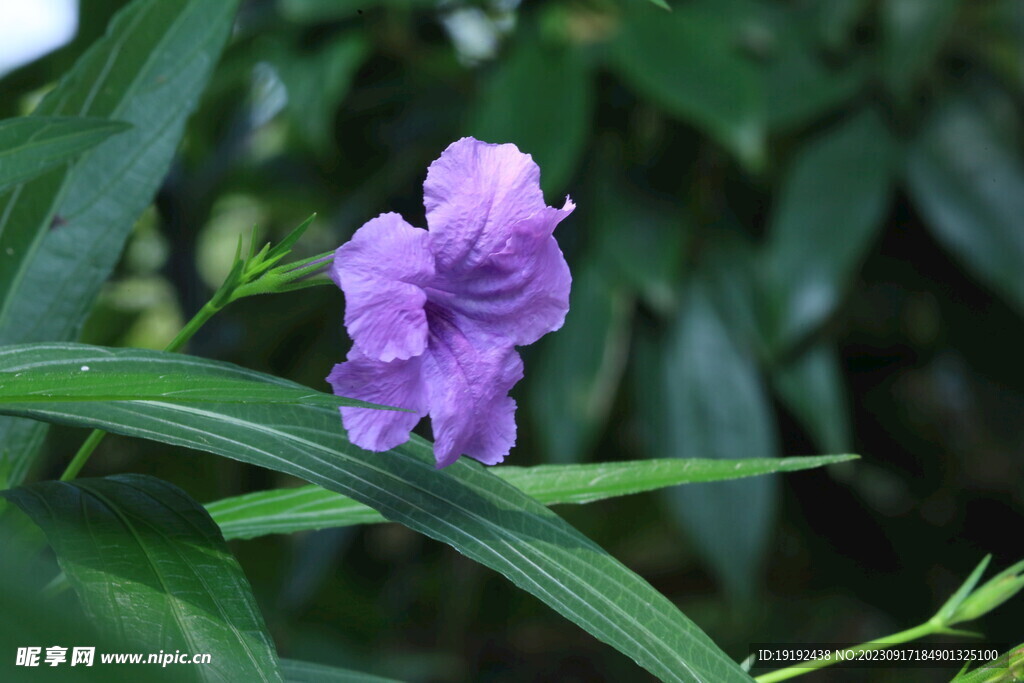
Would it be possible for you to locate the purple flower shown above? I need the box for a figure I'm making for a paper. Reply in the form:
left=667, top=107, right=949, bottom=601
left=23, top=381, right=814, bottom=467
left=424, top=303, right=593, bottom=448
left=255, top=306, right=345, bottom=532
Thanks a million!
left=327, top=138, right=574, bottom=468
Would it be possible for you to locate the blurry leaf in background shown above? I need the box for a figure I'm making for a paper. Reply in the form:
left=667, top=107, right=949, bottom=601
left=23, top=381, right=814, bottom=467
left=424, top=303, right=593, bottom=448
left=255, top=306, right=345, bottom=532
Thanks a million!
left=763, top=108, right=896, bottom=351
left=208, top=456, right=859, bottom=540
left=809, top=0, right=870, bottom=52
left=0, top=0, right=238, bottom=488
left=906, top=95, right=1024, bottom=315
left=592, top=173, right=689, bottom=315
left=969, top=0, right=1024, bottom=92
left=271, top=33, right=368, bottom=153
left=660, top=281, right=779, bottom=602
left=880, top=0, right=959, bottom=95
left=528, top=261, right=632, bottom=464
left=608, top=0, right=764, bottom=168
left=763, top=3, right=867, bottom=129
left=0, top=116, right=130, bottom=192
left=2, top=474, right=281, bottom=682
left=0, top=343, right=754, bottom=683
left=278, top=0, right=433, bottom=23
left=772, top=343, right=851, bottom=453
left=698, top=230, right=765, bottom=355
left=467, top=27, right=592, bottom=195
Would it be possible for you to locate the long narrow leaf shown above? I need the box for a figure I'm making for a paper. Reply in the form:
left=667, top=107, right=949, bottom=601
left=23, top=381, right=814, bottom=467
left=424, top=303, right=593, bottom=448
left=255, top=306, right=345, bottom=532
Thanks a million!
left=0, top=369, right=399, bottom=410
left=0, top=117, right=130, bottom=192
left=0, top=342, right=753, bottom=683
left=0, top=0, right=239, bottom=488
left=208, top=455, right=858, bottom=540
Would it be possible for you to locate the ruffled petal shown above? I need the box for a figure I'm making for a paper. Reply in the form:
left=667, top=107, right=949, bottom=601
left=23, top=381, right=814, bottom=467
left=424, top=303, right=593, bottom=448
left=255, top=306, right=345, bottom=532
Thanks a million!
left=431, top=199, right=573, bottom=347
left=421, top=306, right=524, bottom=468
left=424, top=137, right=547, bottom=273
left=326, top=347, right=428, bottom=452
left=332, top=212, right=435, bottom=362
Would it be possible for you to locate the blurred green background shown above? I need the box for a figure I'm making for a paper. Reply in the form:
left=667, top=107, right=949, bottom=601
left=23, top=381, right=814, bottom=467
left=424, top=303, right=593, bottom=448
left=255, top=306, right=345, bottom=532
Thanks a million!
left=2, top=0, right=1022, bottom=680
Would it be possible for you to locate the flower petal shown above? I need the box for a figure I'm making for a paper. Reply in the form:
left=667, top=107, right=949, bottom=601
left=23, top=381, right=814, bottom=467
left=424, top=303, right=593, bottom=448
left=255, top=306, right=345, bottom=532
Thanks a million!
left=424, top=137, right=547, bottom=273
left=421, top=306, right=524, bottom=468
left=327, top=347, right=428, bottom=452
left=432, top=200, right=574, bottom=346
left=332, top=213, right=435, bottom=362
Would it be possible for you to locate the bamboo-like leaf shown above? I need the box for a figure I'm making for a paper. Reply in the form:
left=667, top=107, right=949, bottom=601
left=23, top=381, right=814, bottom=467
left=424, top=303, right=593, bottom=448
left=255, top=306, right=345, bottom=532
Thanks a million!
left=0, top=0, right=239, bottom=488
left=207, top=455, right=858, bottom=540
left=0, top=342, right=753, bottom=683
left=0, top=368, right=398, bottom=411
left=0, top=117, right=130, bottom=192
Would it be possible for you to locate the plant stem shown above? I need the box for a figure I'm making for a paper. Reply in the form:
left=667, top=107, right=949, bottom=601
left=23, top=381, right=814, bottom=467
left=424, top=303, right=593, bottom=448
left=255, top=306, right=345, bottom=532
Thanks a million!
left=58, top=430, right=107, bottom=482
left=58, top=300, right=225, bottom=482
left=164, top=300, right=222, bottom=353
left=754, top=621, right=949, bottom=683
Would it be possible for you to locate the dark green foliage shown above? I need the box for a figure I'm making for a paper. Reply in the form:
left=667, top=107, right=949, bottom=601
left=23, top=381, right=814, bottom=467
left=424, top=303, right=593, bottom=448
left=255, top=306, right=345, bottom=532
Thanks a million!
left=2, top=0, right=1023, bottom=678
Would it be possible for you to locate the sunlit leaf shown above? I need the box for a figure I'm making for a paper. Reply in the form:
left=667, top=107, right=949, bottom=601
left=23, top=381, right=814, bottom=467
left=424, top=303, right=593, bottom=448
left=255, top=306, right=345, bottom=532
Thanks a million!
left=208, top=455, right=856, bottom=540
left=0, top=366, right=396, bottom=411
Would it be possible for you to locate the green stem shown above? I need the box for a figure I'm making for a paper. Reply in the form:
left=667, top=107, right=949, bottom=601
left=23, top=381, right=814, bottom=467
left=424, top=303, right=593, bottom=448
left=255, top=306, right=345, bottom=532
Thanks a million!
left=58, top=430, right=107, bottom=482
left=754, top=621, right=947, bottom=683
left=164, top=301, right=222, bottom=353
left=57, top=299, right=225, bottom=482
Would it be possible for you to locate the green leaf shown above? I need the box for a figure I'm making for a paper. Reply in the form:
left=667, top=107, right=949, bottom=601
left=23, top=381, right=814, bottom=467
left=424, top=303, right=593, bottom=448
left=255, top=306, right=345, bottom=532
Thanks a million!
left=906, top=96, right=1024, bottom=314
left=771, top=343, right=851, bottom=453
left=279, top=0, right=434, bottom=22
left=0, top=0, right=239, bottom=488
left=528, top=262, right=633, bottom=463
left=950, top=642, right=1024, bottom=682
left=764, top=108, right=896, bottom=349
left=0, top=553, right=139, bottom=682
left=0, top=117, right=130, bottom=192
left=280, top=659, right=400, bottom=683
left=272, top=34, right=368, bottom=151
left=763, top=3, right=867, bottom=129
left=808, top=0, right=870, bottom=51
left=0, top=343, right=754, bottom=683
left=468, top=29, right=591, bottom=195
left=661, top=281, right=779, bottom=601
left=935, top=556, right=991, bottom=624
left=608, top=0, right=764, bottom=167
left=208, top=455, right=858, bottom=540
left=592, top=172, right=688, bottom=314
left=0, top=367, right=397, bottom=411
left=1, top=474, right=281, bottom=682
left=881, top=0, right=959, bottom=94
